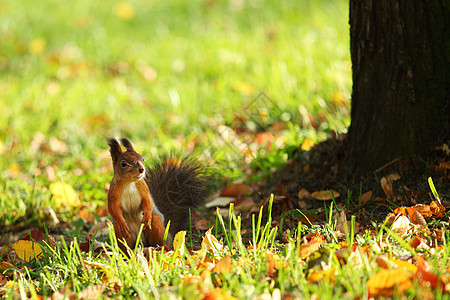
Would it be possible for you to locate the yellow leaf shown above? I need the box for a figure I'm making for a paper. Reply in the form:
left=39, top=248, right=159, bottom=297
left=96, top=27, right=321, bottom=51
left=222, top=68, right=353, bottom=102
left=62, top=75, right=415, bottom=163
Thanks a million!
left=195, top=228, right=223, bottom=262
left=367, top=268, right=412, bottom=296
left=50, top=182, right=80, bottom=209
left=114, top=2, right=135, bottom=20
left=311, top=190, right=340, bottom=201
left=173, top=231, right=186, bottom=257
left=29, top=38, right=46, bottom=54
left=301, top=138, right=314, bottom=151
left=0, top=261, right=15, bottom=271
left=392, top=259, right=417, bottom=273
left=12, top=240, right=43, bottom=262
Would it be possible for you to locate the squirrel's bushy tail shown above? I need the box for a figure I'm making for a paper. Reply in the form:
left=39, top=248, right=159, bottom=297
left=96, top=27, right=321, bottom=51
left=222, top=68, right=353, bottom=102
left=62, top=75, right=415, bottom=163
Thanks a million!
left=145, top=156, right=212, bottom=236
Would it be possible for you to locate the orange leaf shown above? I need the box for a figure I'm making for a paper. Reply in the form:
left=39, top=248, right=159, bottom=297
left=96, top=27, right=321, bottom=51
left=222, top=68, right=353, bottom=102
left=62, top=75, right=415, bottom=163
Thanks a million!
left=212, top=256, right=232, bottom=274
left=380, top=177, right=394, bottom=199
left=413, top=204, right=432, bottom=218
left=297, top=188, right=311, bottom=200
left=220, top=183, right=252, bottom=197
left=367, top=268, right=412, bottom=296
left=203, top=288, right=238, bottom=300
left=430, top=201, right=445, bottom=217
left=301, top=138, right=314, bottom=151
left=311, top=190, right=340, bottom=201
left=359, top=191, right=372, bottom=206
left=299, top=236, right=323, bottom=259
left=414, top=256, right=445, bottom=291
left=409, top=236, right=422, bottom=249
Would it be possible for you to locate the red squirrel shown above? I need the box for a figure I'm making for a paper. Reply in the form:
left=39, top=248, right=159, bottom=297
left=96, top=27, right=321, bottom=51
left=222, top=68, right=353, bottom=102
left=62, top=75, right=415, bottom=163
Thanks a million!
left=107, top=138, right=210, bottom=250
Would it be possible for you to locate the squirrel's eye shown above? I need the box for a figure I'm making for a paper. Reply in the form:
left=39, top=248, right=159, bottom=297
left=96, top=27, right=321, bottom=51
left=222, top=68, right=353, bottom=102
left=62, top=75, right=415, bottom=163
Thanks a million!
left=121, top=160, right=127, bottom=167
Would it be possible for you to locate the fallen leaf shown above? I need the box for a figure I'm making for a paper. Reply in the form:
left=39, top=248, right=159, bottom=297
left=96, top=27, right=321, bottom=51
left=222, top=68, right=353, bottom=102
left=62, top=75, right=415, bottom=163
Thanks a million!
left=409, top=236, right=422, bottom=249
left=114, top=2, right=135, bottom=20
left=299, top=236, right=324, bottom=259
left=390, top=215, right=411, bottom=238
left=430, top=201, right=445, bottom=217
left=359, top=191, right=372, bottom=206
left=301, top=138, right=314, bottom=151
left=220, top=183, right=252, bottom=197
left=49, top=182, right=80, bottom=209
left=311, top=190, right=340, bottom=201
left=0, top=261, right=16, bottom=271
left=410, top=210, right=426, bottom=226
left=205, top=197, right=235, bottom=208
left=387, top=173, right=401, bottom=181
left=12, top=240, right=43, bottom=262
left=414, top=256, right=445, bottom=291
left=413, top=204, right=432, bottom=218
left=380, top=177, right=394, bottom=199
left=29, top=38, right=46, bottom=54
left=234, top=196, right=254, bottom=210
left=392, top=259, right=417, bottom=273
left=204, top=288, right=238, bottom=300
left=367, top=268, right=412, bottom=296
left=78, top=284, right=106, bottom=300
left=173, top=231, right=186, bottom=257
left=297, top=188, right=311, bottom=200
left=195, top=219, right=210, bottom=231
left=212, top=256, right=232, bottom=273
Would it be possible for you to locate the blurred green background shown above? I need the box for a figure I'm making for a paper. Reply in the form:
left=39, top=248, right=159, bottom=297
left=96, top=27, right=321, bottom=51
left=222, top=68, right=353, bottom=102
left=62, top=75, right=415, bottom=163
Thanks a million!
left=0, top=0, right=350, bottom=225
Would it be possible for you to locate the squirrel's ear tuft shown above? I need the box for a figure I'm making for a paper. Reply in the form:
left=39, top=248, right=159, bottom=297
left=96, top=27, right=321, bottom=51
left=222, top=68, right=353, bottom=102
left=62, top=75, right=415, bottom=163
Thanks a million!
left=108, top=138, right=122, bottom=163
left=120, top=138, right=134, bottom=152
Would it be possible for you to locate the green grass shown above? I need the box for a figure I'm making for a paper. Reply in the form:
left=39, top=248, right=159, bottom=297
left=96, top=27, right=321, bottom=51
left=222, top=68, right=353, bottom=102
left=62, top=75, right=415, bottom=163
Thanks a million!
left=0, top=0, right=351, bottom=228
left=0, top=0, right=364, bottom=298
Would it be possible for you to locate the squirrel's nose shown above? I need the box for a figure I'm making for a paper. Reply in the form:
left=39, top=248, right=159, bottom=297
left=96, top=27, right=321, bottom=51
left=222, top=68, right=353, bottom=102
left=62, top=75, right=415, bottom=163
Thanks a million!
left=139, top=167, right=145, bottom=174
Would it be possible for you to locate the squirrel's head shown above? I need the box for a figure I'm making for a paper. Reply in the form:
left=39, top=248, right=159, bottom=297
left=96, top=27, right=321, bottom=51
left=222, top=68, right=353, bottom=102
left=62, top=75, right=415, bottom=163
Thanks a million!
left=107, top=138, right=145, bottom=182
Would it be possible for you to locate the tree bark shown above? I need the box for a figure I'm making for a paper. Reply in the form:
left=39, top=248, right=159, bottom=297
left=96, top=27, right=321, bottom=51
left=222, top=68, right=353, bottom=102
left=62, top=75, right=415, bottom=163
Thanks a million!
left=346, top=0, right=449, bottom=176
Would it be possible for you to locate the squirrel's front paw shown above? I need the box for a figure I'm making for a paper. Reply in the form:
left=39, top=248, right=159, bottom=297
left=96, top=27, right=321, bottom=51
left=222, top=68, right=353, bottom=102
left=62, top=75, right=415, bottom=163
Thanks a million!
left=119, top=225, right=132, bottom=238
left=142, top=212, right=152, bottom=230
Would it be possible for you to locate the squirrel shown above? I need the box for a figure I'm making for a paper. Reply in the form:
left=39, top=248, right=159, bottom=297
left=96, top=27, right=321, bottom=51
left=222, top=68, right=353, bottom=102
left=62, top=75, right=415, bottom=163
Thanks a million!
left=107, top=137, right=211, bottom=251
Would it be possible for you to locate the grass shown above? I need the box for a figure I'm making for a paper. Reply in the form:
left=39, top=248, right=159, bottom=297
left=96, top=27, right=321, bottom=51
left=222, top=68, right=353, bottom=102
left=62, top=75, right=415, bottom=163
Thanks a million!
left=10, top=0, right=445, bottom=298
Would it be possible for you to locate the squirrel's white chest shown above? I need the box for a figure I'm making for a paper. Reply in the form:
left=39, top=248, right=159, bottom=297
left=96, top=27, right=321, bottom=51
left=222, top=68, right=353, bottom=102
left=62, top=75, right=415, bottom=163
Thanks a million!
left=121, top=182, right=142, bottom=214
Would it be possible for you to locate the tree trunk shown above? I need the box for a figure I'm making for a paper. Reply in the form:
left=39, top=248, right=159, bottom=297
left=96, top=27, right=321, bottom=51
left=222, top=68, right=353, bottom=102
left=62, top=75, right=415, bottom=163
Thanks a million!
left=346, top=0, right=449, bottom=176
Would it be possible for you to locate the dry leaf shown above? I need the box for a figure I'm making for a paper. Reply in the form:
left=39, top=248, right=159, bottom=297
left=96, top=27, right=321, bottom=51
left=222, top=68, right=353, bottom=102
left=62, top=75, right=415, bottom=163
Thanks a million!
left=234, top=196, right=254, bottom=210
left=390, top=215, right=411, bottom=238
left=114, top=2, right=135, bottom=20
left=301, top=138, right=314, bottom=151
left=367, top=268, right=412, bottom=296
left=380, top=177, right=394, bottom=199
left=220, top=183, right=252, bottom=197
left=297, top=188, right=311, bottom=200
left=299, top=236, right=324, bottom=259
left=173, top=231, right=186, bottom=257
left=392, top=259, right=417, bottom=273
left=414, top=256, right=445, bottom=291
left=430, top=201, right=445, bottom=217
left=212, top=256, right=232, bottom=273
left=409, top=236, right=422, bottom=249
left=78, top=284, right=106, bottom=300
left=359, top=191, right=372, bottom=206
left=194, top=219, right=210, bottom=231
left=387, top=173, right=401, bottom=181
left=0, top=261, right=16, bottom=271
left=311, top=190, right=340, bottom=201
left=12, top=240, right=43, bottom=262
left=410, top=210, right=426, bottom=226
left=413, top=204, right=432, bottom=218
left=204, top=288, right=238, bottom=300
left=49, top=182, right=80, bottom=209
left=29, top=38, right=46, bottom=54
left=205, top=197, right=235, bottom=208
